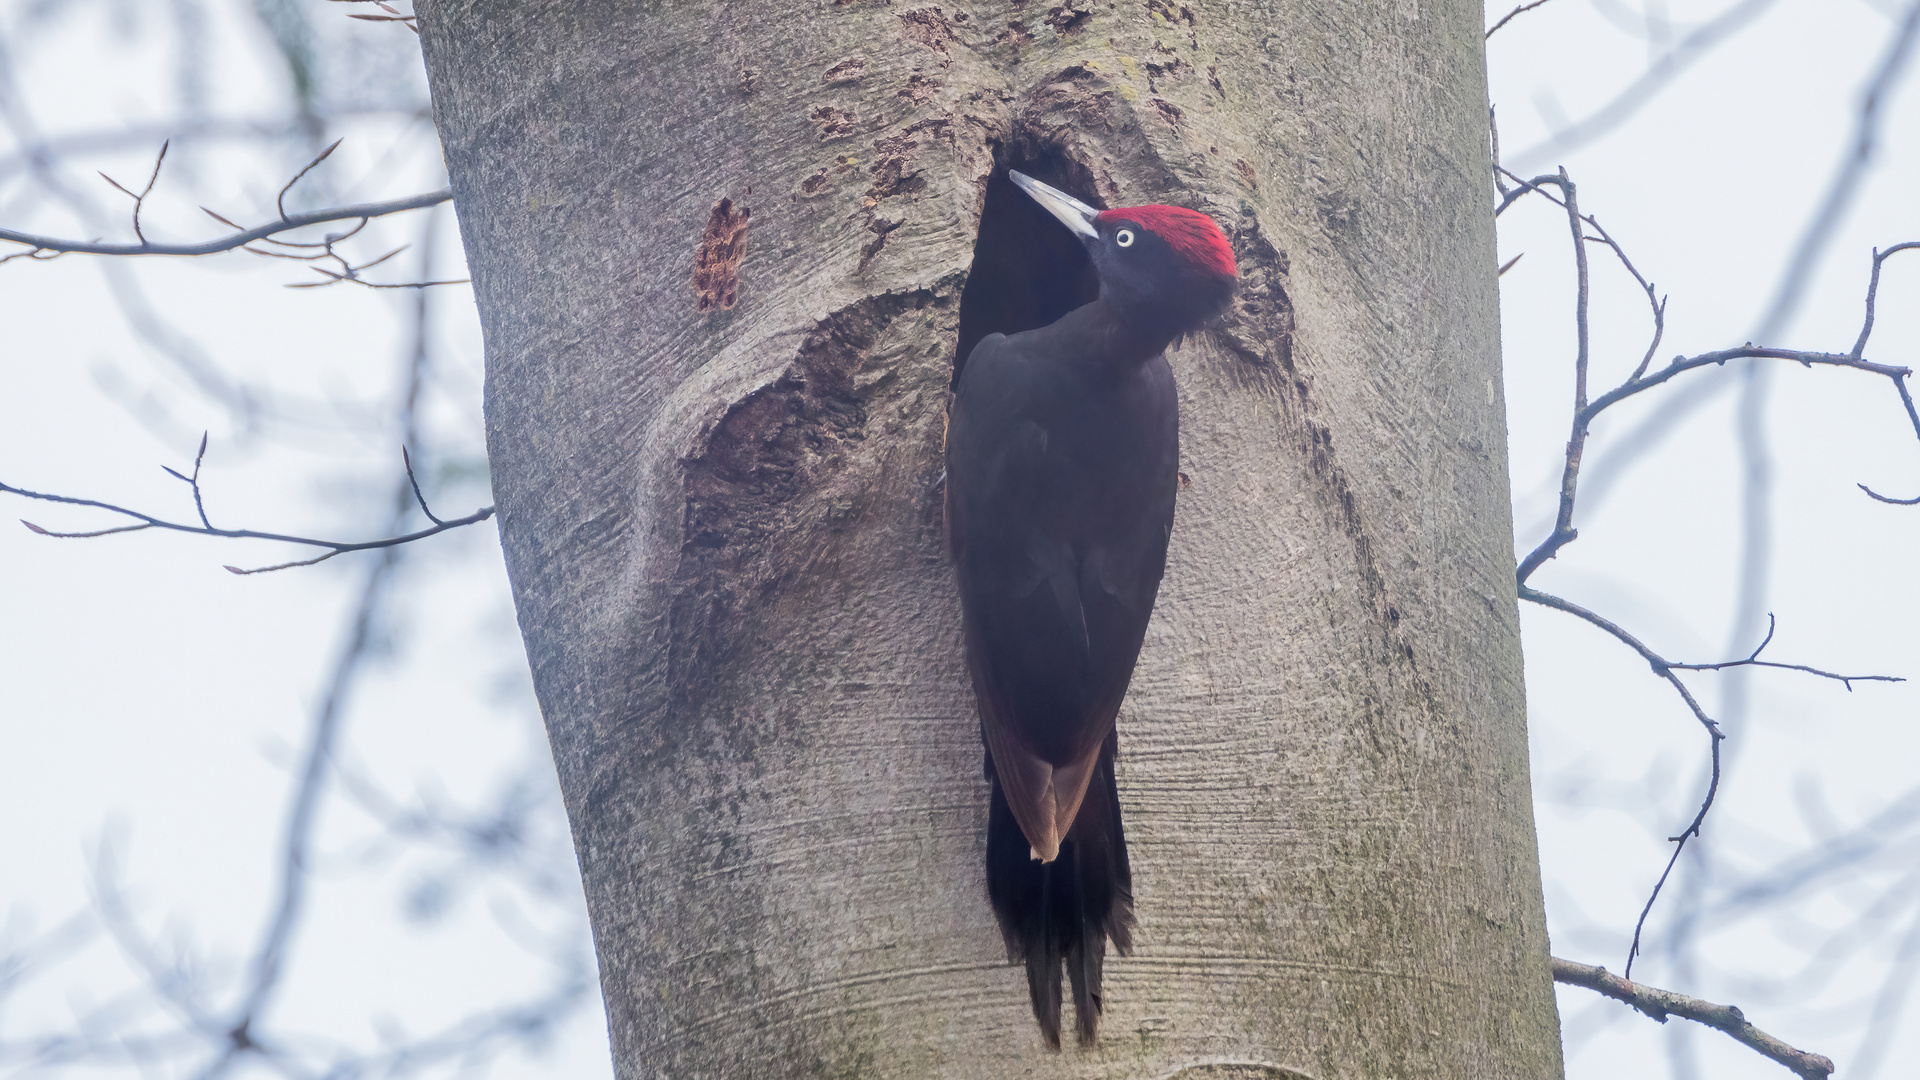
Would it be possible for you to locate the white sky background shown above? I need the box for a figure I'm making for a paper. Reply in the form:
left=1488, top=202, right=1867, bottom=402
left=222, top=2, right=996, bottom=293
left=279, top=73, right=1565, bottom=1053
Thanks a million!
left=1, top=1, right=1917, bottom=1078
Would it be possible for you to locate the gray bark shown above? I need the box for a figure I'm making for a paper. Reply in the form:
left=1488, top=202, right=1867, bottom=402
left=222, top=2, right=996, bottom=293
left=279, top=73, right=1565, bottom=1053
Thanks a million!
left=415, top=1, right=1563, bottom=1076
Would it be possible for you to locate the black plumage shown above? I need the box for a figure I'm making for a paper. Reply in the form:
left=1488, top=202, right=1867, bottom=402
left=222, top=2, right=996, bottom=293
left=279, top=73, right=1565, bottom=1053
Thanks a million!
left=946, top=171, right=1236, bottom=1047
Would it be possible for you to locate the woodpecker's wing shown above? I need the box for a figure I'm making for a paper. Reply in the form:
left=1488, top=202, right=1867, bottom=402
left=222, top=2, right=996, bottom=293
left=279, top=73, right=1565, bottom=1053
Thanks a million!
left=947, top=331, right=1176, bottom=861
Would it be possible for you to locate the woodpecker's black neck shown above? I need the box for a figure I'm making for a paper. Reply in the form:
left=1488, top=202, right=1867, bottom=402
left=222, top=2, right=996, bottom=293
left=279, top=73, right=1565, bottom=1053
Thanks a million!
left=1032, top=296, right=1183, bottom=370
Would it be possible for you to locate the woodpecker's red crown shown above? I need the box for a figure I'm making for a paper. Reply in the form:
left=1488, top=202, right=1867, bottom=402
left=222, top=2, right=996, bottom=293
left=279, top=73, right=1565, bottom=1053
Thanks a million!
left=1096, top=205, right=1237, bottom=279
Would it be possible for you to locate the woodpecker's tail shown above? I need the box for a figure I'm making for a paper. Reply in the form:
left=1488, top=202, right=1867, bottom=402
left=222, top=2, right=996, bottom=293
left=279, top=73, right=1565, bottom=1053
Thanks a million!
left=985, top=732, right=1134, bottom=1049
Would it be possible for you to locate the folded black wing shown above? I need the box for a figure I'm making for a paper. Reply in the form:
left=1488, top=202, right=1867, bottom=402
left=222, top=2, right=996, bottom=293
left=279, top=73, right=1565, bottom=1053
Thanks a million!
left=946, top=330, right=1176, bottom=859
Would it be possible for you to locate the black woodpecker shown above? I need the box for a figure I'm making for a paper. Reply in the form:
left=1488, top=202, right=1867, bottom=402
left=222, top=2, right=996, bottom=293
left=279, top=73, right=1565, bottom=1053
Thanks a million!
left=945, top=170, right=1237, bottom=1048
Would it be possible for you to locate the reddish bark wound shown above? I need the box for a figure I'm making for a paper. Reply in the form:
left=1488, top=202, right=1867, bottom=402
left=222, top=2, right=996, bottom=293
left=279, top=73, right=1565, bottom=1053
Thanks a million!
left=692, top=198, right=751, bottom=312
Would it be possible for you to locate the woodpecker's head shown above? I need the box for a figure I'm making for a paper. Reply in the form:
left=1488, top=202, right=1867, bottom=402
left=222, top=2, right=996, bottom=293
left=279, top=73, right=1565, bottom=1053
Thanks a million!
left=1009, top=169, right=1237, bottom=341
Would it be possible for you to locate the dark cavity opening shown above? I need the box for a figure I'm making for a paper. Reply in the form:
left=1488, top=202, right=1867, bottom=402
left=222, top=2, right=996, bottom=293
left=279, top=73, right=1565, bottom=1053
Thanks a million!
left=953, top=148, right=1102, bottom=386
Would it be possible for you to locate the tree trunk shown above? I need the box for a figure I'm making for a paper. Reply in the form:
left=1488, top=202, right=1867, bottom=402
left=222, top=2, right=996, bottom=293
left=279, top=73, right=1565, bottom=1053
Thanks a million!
left=415, top=1, right=1563, bottom=1075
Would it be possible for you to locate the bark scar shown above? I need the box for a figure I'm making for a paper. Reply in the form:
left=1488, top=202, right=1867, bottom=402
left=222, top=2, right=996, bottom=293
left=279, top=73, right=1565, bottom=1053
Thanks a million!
left=823, top=57, right=866, bottom=85
left=898, top=7, right=954, bottom=64
left=692, top=197, right=751, bottom=312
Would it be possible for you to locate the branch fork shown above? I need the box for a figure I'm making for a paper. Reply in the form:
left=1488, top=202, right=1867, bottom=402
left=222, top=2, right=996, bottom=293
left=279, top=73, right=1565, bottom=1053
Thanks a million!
left=3, top=438, right=492, bottom=574
left=0, top=137, right=454, bottom=280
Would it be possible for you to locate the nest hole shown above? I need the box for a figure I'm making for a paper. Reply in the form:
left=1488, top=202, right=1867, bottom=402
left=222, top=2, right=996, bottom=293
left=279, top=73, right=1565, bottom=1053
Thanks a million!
left=953, top=149, right=1101, bottom=385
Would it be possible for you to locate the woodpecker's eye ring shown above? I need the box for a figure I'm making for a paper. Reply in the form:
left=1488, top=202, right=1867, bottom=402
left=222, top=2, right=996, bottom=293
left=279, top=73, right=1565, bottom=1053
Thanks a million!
left=1114, top=228, right=1135, bottom=248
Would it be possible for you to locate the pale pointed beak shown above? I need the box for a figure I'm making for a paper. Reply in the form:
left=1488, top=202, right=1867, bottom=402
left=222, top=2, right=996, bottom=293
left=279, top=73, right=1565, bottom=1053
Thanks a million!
left=1008, top=170, right=1100, bottom=241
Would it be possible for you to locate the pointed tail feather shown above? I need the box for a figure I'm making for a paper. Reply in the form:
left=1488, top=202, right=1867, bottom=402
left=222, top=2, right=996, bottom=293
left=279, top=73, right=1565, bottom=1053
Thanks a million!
left=986, top=734, right=1134, bottom=1048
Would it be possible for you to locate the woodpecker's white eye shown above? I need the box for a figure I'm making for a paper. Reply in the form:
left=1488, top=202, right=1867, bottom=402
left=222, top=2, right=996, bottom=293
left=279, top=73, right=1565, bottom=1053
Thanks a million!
left=1115, top=228, right=1135, bottom=248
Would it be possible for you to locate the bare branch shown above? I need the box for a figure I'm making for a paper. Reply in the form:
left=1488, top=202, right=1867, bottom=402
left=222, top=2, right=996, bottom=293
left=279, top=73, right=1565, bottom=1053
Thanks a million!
left=1498, top=145, right=1920, bottom=1017
left=0, top=187, right=451, bottom=259
left=1519, top=591, right=1898, bottom=977
left=1496, top=166, right=1668, bottom=377
left=1, top=456, right=493, bottom=575
left=1551, top=957, right=1835, bottom=1079
left=1505, top=174, right=1920, bottom=570
left=0, top=20, right=588, bottom=1080
left=1548, top=3, right=1920, bottom=525
left=1584, top=345, right=1915, bottom=421
left=1519, top=585, right=1723, bottom=977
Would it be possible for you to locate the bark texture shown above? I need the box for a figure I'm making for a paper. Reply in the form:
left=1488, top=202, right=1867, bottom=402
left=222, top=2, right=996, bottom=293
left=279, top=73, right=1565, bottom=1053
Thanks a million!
left=415, top=0, right=1563, bottom=1075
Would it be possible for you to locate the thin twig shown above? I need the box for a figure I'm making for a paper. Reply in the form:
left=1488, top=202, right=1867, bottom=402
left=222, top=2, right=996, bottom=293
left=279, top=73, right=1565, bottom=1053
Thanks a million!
left=1497, top=165, right=1667, bottom=382
left=96, top=140, right=169, bottom=244
left=1486, top=0, right=1559, bottom=39
left=160, top=431, right=215, bottom=530
left=1661, top=614, right=1905, bottom=690
left=0, top=245, right=68, bottom=266
left=1551, top=957, right=1835, bottom=1079
left=401, top=447, right=443, bottom=525
left=276, top=139, right=340, bottom=220
left=288, top=263, right=469, bottom=290
left=230, top=213, right=368, bottom=249
left=1851, top=240, right=1920, bottom=360
left=22, top=521, right=152, bottom=540
left=327, top=0, right=421, bottom=32
left=241, top=229, right=468, bottom=290
left=1513, top=169, right=1592, bottom=587
left=1580, top=225, right=1664, bottom=380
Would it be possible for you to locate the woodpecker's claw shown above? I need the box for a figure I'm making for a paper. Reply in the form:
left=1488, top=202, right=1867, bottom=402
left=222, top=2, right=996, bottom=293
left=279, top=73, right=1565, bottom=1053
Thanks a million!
left=1008, top=170, right=1100, bottom=240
